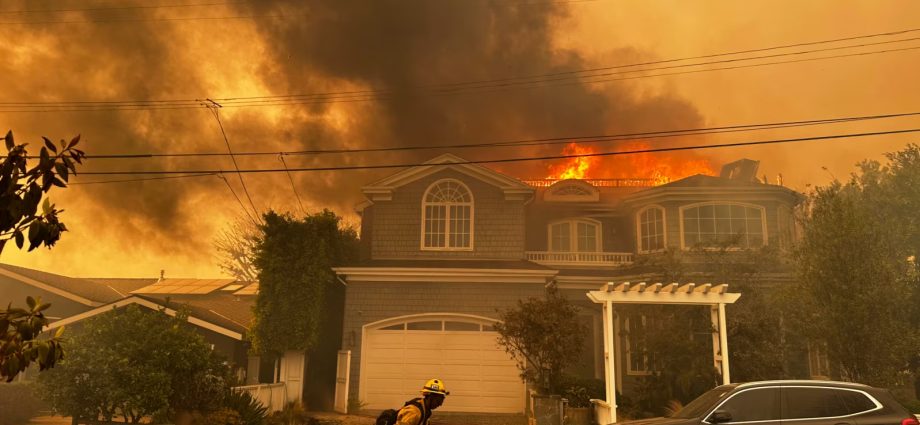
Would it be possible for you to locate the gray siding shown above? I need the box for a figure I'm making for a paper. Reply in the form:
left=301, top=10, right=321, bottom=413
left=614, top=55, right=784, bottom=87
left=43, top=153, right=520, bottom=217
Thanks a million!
left=370, top=169, right=527, bottom=259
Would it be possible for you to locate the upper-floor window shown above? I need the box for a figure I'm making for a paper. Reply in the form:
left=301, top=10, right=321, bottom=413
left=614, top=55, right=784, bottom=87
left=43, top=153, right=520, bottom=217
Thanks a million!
left=637, top=206, right=666, bottom=253
left=549, top=219, right=600, bottom=252
left=422, top=179, right=473, bottom=250
left=680, top=202, right=767, bottom=249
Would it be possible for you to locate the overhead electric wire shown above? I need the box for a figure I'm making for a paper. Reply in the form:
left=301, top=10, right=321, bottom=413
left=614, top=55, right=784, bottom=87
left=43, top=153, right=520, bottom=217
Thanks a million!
left=69, top=128, right=920, bottom=178
left=68, top=173, right=216, bottom=185
left=3, top=28, right=920, bottom=112
left=0, top=0, right=252, bottom=15
left=13, top=110, right=920, bottom=160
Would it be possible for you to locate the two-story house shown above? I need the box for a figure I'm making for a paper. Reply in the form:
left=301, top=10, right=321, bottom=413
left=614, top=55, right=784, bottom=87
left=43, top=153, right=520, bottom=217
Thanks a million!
left=334, top=154, right=802, bottom=415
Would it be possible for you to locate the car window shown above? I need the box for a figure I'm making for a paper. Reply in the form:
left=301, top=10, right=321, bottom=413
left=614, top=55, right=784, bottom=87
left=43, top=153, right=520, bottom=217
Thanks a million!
left=712, top=387, right=781, bottom=423
left=782, top=387, right=855, bottom=419
left=671, top=386, right=733, bottom=419
left=837, top=390, right=878, bottom=414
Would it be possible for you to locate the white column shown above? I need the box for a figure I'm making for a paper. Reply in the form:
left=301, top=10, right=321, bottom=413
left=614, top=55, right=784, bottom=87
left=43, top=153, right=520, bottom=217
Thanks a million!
left=603, top=300, right=618, bottom=423
left=718, top=303, right=731, bottom=385
left=710, top=305, right=722, bottom=374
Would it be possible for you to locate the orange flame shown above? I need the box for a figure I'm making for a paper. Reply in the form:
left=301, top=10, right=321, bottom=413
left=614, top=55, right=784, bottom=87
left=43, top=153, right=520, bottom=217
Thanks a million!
left=547, top=144, right=600, bottom=180
left=545, top=141, right=715, bottom=184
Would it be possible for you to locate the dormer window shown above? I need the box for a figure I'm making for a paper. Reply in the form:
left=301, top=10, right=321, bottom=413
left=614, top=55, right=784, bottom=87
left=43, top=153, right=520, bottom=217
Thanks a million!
left=548, top=219, right=600, bottom=252
left=422, top=179, right=473, bottom=250
left=637, top=206, right=666, bottom=253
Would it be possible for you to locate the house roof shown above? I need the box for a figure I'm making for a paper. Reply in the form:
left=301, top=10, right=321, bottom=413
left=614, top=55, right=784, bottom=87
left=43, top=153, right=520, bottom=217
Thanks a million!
left=0, top=263, right=126, bottom=305
left=1, top=263, right=254, bottom=338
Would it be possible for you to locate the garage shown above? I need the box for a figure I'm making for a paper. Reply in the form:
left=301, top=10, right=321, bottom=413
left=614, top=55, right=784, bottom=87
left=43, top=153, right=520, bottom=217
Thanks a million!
left=360, top=314, right=526, bottom=413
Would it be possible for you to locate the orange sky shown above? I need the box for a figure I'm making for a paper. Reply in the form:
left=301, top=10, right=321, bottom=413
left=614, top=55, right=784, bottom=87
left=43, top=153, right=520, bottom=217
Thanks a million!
left=1, top=0, right=918, bottom=278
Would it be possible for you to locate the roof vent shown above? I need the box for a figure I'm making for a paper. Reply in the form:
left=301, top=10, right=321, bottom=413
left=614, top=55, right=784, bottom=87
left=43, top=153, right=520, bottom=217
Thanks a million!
left=720, top=159, right=760, bottom=182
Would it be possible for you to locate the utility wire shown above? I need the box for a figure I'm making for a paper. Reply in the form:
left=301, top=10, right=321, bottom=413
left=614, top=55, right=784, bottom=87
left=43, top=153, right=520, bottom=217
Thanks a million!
left=69, top=173, right=216, bottom=185
left=69, top=128, right=920, bottom=177
left=3, top=29, right=920, bottom=112
left=0, top=1, right=251, bottom=14
left=279, top=154, right=306, bottom=215
left=216, top=174, right=259, bottom=226
left=204, top=100, right=260, bottom=219
left=11, top=110, right=920, bottom=160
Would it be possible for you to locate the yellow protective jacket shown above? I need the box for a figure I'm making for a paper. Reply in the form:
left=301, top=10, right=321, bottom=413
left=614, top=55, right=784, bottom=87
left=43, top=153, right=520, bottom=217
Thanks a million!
left=395, top=398, right=431, bottom=425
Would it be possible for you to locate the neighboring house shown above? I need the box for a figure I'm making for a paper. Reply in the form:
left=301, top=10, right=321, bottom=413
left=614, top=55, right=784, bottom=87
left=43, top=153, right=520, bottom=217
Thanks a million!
left=333, top=154, right=805, bottom=415
left=0, top=264, right=262, bottom=383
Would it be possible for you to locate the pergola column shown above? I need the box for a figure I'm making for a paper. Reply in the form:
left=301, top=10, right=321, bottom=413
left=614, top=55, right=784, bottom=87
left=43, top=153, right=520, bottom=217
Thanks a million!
left=601, top=300, right=618, bottom=423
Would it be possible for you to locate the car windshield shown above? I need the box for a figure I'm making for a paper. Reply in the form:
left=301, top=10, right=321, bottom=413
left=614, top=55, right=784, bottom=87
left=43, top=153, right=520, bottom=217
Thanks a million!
left=669, top=386, right=734, bottom=419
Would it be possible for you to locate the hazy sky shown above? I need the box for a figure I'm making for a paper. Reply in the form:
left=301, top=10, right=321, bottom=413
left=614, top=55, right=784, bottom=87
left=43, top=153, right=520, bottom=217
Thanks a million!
left=1, top=0, right=917, bottom=278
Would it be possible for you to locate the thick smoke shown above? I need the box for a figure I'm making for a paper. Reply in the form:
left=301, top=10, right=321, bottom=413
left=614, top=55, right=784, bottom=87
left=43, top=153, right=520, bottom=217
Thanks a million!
left=0, top=0, right=704, bottom=276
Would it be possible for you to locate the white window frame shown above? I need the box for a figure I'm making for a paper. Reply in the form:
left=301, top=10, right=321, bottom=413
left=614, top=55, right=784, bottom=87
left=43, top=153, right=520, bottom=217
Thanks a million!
left=420, top=179, right=474, bottom=251
left=678, top=202, right=769, bottom=250
left=546, top=218, right=602, bottom=252
left=636, top=205, right=667, bottom=253
left=624, top=314, right=654, bottom=376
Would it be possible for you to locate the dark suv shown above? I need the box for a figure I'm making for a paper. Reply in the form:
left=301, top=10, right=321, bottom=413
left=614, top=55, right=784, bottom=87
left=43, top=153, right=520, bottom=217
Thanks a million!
left=624, top=380, right=918, bottom=425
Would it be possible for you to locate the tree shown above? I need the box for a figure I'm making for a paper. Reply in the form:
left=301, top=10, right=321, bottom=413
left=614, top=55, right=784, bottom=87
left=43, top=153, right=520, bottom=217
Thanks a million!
left=250, top=209, right=358, bottom=408
left=0, top=130, right=85, bottom=382
left=494, top=285, right=587, bottom=394
left=37, top=304, right=232, bottom=423
left=788, top=149, right=920, bottom=386
left=214, top=214, right=259, bottom=282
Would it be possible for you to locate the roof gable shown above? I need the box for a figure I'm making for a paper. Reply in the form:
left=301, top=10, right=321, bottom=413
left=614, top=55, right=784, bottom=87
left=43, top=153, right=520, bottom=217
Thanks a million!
left=362, top=154, right=533, bottom=202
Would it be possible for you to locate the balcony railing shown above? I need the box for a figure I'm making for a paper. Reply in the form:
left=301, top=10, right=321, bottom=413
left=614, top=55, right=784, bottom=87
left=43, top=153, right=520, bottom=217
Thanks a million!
left=525, top=251, right=634, bottom=266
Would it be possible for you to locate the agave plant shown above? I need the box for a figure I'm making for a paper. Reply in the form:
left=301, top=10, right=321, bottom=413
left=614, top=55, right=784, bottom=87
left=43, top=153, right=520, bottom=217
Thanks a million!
left=224, top=391, right=269, bottom=425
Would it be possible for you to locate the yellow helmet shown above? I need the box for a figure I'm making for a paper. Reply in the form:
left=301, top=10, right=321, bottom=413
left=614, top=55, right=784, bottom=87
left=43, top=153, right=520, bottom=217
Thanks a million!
left=421, top=378, right=450, bottom=396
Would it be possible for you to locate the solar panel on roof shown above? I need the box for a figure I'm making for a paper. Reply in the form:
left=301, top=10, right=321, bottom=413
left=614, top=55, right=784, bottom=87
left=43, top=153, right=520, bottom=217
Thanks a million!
left=131, top=278, right=237, bottom=295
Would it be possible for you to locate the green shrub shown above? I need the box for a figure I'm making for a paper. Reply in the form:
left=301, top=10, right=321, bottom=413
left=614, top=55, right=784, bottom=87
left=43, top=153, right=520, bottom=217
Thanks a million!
left=0, top=382, right=45, bottom=425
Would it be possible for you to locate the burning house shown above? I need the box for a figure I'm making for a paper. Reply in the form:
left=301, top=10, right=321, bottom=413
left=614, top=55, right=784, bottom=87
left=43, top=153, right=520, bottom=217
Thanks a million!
left=334, top=152, right=803, bottom=415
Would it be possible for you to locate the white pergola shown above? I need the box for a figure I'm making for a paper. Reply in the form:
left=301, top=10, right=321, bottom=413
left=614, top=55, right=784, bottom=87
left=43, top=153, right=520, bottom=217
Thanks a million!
left=587, top=282, right=742, bottom=424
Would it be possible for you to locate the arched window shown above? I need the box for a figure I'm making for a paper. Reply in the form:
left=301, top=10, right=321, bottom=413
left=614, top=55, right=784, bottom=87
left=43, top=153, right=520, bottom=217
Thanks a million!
left=680, top=202, right=767, bottom=249
left=548, top=219, right=600, bottom=252
left=637, top=206, right=666, bottom=253
left=422, top=179, right=473, bottom=250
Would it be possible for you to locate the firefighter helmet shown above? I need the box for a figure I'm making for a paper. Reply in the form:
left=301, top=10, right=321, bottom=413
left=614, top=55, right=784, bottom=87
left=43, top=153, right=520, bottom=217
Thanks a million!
left=421, top=378, right=450, bottom=396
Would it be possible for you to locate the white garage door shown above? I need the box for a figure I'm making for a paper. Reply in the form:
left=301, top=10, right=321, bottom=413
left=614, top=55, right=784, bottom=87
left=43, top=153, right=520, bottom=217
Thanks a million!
left=361, top=316, right=525, bottom=413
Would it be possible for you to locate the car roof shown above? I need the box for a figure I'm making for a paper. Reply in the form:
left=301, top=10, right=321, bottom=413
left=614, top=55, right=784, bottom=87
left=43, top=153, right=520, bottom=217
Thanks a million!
left=735, top=380, right=874, bottom=390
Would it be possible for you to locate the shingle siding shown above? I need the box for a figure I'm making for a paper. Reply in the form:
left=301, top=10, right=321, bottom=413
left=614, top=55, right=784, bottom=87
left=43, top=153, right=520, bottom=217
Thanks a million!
left=370, top=169, right=526, bottom=259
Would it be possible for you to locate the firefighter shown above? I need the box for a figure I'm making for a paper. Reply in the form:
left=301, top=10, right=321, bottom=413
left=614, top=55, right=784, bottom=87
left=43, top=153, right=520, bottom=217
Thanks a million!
left=396, top=378, right=449, bottom=425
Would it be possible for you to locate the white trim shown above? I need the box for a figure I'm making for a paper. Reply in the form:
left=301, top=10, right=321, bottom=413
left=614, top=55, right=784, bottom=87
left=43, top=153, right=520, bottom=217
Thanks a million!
left=635, top=205, right=667, bottom=253
left=547, top=218, right=602, bottom=253
left=44, top=296, right=244, bottom=340
left=678, top=201, right=769, bottom=250
left=333, top=266, right=557, bottom=284
left=420, top=178, right=475, bottom=251
left=702, top=386, right=781, bottom=424
left=624, top=185, right=802, bottom=205
left=0, top=267, right=100, bottom=307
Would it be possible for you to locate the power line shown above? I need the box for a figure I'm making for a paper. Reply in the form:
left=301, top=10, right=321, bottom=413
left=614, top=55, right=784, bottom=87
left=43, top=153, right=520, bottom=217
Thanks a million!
left=68, top=173, right=216, bottom=185
left=69, top=128, right=920, bottom=177
left=14, top=110, right=920, bottom=160
left=204, top=100, right=260, bottom=219
left=279, top=154, right=306, bottom=215
left=0, top=1, right=250, bottom=15
left=3, top=28, right=920, bottom=112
